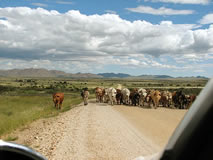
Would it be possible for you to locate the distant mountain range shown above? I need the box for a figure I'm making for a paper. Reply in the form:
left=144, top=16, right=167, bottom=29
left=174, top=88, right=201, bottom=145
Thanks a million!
left=0, top=68, right=102, bottom=78
left=0, top=68, right=209, bottom=79
left=98, top=73, right=131, bottom=78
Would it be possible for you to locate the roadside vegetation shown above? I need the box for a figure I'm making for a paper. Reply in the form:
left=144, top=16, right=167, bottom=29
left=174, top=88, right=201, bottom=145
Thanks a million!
left=0, top=77, right=208, bottom=137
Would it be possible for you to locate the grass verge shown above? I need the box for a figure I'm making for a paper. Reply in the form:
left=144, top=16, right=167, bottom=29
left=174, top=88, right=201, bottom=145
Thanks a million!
left=0, top=93, right=82, bottom=137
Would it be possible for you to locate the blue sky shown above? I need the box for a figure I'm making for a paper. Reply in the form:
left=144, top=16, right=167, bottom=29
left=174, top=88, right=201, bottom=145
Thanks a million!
left=0, top=0, right=213, bottom=77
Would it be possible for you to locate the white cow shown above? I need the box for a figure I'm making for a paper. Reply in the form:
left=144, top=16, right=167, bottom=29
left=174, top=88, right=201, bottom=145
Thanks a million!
left=107, top=87, right=117, bottom=106
left=138, top=88, right=147, bottom=107
left=121, top=88, right=130, bottom=105
left=103, top=88, right=110, bottom=103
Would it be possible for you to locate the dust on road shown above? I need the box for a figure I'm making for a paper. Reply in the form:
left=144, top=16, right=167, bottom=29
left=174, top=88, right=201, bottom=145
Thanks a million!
left=9, top=100, right=187, bottom=160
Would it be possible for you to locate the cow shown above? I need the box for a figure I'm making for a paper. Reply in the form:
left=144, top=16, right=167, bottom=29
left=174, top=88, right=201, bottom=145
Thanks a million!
left=160, top=91, right=173, bottom=108
left=138, top=88, right=147, bottom=107
left=107, top=87, right=117, bottom=106
left=53, top=93, right=64, bottom=110
left=150, top=90, right=161, bottom=109
left=81, top=88, right=89, bottom=105
left=103, top=88, right=110, bottom=103
left=186, top=94, right=197, bottom=109
left=146, top=89, right=153, bottom=108
left=121, top=88, right=130, bottom=105
left=100, top=88, right=106, bottom=102
left=116, top=89, right=123, bottom=105
left=95, top=87, right=104, bottom=103
left=172, top=90, right=188, bottom=109
left=129, top=89, right=140, bottom=106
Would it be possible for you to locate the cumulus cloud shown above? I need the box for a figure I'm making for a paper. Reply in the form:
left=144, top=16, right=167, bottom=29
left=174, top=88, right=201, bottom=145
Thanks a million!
left=199, top=13, right=213, bottom=24
left=0, top=7, right=212, bottom=75
left=126, top=5, right=194, bottom=15
left=144, top=0, right=210, bottom=5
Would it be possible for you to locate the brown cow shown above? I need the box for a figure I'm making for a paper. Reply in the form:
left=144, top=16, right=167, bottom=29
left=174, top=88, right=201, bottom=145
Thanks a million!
left=129, top=89, right=140, bottom=106
left=53, top=93, right=64, bottom=109
left=95, top=87, right=104, bottom=103
left=146, top=89, right=153, bottom=108
left=186, top=94, right=197, bottom=109
left=160, top=91, right=173, bottom=108
left=150, top=90, right=161, bottom=109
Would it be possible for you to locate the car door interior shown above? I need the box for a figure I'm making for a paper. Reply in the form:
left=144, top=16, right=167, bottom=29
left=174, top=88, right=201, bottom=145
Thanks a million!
left=160, top=78, right=213, bottom=160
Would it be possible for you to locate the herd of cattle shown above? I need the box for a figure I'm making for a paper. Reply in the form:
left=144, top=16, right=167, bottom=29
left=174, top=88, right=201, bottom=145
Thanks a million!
left=52, top=85, right=197, bottom=110
left=95, top=86, right=197, bottom=109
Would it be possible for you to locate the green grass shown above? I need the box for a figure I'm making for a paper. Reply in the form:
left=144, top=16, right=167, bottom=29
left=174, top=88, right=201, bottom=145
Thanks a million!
left=0, top=93, right=82, bottom=137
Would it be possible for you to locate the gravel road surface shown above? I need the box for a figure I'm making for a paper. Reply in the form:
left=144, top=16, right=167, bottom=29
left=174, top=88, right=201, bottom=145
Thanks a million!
left=10, top=100, right=186, bottom=160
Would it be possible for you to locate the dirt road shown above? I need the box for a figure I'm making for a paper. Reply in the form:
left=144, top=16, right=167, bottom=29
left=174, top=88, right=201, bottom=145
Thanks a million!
left=10, top=100, right=187, bottom=160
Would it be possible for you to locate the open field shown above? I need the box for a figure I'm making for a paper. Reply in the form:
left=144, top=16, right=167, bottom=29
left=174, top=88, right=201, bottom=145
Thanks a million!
left=0, top=77, right=208, bottom=138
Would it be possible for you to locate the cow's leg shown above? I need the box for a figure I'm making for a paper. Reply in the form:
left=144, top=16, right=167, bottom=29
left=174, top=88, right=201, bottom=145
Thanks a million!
left=153, top=100, right=157, bottom=109
left=96, top=94, right=99, bottom=102
left=59, top=102, right=62, bottom=109
left=84, top=97, right=87, bottom=105
left=156, top=101, right=159, bottom=108
left=56, top=102, right=59, bottom=109
left=99, top=96, right=101, bottom=103
left=111, top=99, right=113, bottom=106
left=55, top=100, right=58, bottom=109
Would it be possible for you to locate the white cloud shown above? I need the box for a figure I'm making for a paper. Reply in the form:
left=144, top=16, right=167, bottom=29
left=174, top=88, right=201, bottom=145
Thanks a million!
left=145, top=0, right=210, bottom=5
left=56, top=1, right=73, bottom=5
left=0, top=7, right=212, bottom=76
left=193, top=69, right=205, bottom=73
left=199, top=13, right=213, bottom=24
left=31, top=3, right=48, bottom=7
left=126, top=5, right=194, bottom=15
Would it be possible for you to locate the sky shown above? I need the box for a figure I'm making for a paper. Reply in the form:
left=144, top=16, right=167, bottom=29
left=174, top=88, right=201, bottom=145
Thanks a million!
left=0, top=0, right=213, bottom=77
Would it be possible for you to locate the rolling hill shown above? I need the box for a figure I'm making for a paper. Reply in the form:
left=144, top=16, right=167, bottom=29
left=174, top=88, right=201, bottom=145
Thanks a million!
left=0, top=68, right=208, bottom=79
